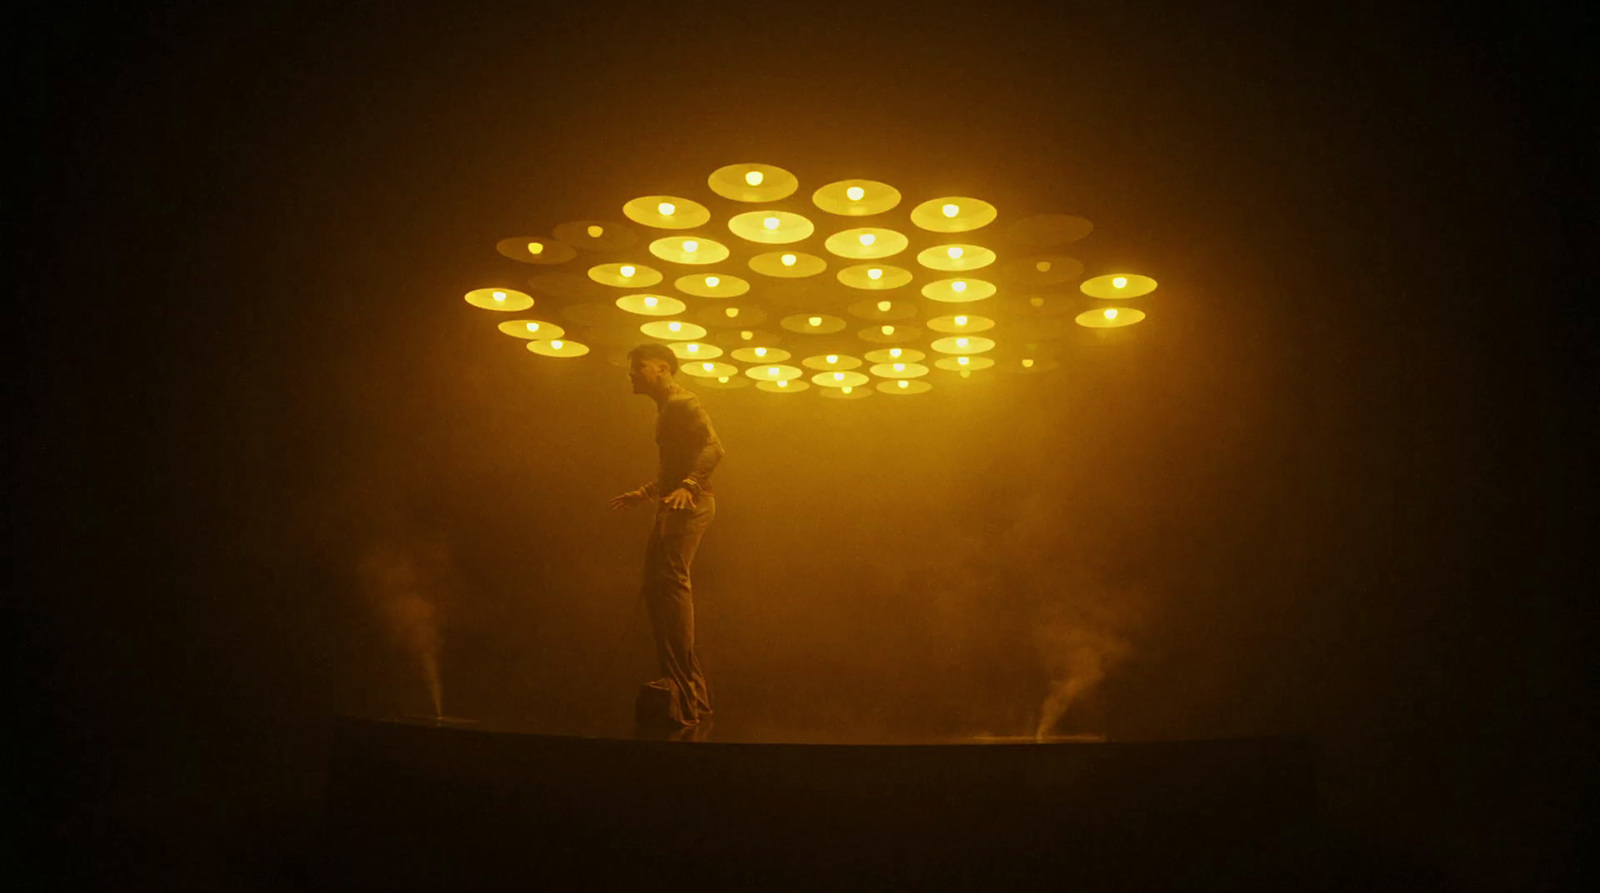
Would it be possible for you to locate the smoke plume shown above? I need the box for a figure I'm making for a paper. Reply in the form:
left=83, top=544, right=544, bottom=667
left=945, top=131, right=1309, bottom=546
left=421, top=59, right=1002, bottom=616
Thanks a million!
left=356, top=541, right=449, bottom=717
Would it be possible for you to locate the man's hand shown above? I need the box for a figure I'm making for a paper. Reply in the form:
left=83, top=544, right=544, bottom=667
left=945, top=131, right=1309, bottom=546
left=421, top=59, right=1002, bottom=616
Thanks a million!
left=609, top=489, right=648, bottom=510
left=661, top=487, right=695, bottom=510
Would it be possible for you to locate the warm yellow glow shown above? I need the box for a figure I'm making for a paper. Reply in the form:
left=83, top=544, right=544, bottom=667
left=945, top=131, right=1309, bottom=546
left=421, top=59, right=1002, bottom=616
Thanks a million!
left=781, top=253, right=796, bottom=266
left=956, top=337, right=969, bottom=348
left=1037, top=261, right=1051, bottom=272
left=658, top=202, right=675, bottom=216
left=833, top=372, right=845, bottom=381
left=777, top=379, right=790, bottom=388
left=745, top=170, right=764, bottom=186
left=842, top=386, right=853, bottom=394
left=948, top=246, right=964, bottom=259
left=552, top=339, right=564, bottom=349
left=1022, top=358, right=1035, bottom=368
left=682, top=240, right=699, bottom=253
left=528, top=242, right=544, bottom=255
left=954, top=315, right=968, bottom=326
left=1113, top=276, right=1127, bottom=288
left=725, top=307, right=739, bottom=318
left=859, top=233, right=876, bottom=246
left=952, top=280, right=967, bottom=292
left=702, top=362, right=714, bottom=371
left=763, top=216, right=780, bottom=230
left=620, top=265, right=636, bottom=277
left=942, top=203, right=959, bottom=217
left=893, top=363, right=905, bottom=372
left=958, top=356, right=970, bottom=366
left=882, top=325, right=895, bottom=335
left=846, top=186, right=865, bottom=201
left=1030, top=296, right=1045, bottom=308
left=898, top=379, right=909, bottom=389
left=769, top=366, right=780, bottom=376
left=718, top=376, right=730, bottom=383
left=877, top=300, right=891, bottom=312
left=492, top=291, right=506, bottom=302
left=865, top=268, right=883, bottom=281
left=526, top=322, right=540, bottom=332
left=808, top=316, right=822, bottom=327
left=686, top=343, right=701, bottom=353
left=826, top=355, right=839, bottom=364
left=587, top=225, right=603, bottom=237
left=705, top=275, right=720, bottom=287
left=741, top=330, right=754, bottom=340
left=668, top=321, right=682, bottom=332
left=755, top=347, right=768, bottom=357
left=643, top=296, right=658, bottom=308
left=889, top=348, right=902, bottom=358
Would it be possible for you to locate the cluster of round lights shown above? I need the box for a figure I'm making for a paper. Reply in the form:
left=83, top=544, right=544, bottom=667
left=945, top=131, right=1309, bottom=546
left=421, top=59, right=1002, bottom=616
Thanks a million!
left=466, top=163, right=1160, bottom=393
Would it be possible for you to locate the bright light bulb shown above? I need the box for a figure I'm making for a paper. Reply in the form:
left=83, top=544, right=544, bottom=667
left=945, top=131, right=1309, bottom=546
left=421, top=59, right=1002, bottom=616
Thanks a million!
left=1022, top=358, right=1035, bottom=368
left=705, top=275, right=720, bottom=287
left=951, top=280, right=967, bottom=293
left=643, top=296, right=658, bottom=307
left=587, top=225, right=604, bottom=237
left=725, top=307, right=739, bottom=318
left=833, top=372, right=844, bottom=381
left=889, top=348, right=902, bottom=358
left=941, top=203, right=959, bottom=218
left=808, top=316, right=822, bottom=327
left=682, top=240, right=699, bottom=253
left=780, top=253, right=796, bottom=266
left=947, top=246, right=964, bottom=259
left=755, top=347, right=768, bottom=357
left=867, top=268, right=883, bottom=280
left=777, top=379, right=789, bottom=388
left=620, top=265, right=635, bottom=277
left=881, top=325, right=894, bottom=335
left=687, top=343, right=700, bottom=353
left=763, top=217, right=780, bottom=230
left=552, top=339, right=564, bottom=349
left=898, top=380, right=909, bottom=389
left=526, top=322, right=540, bottom=332
left=703, top=362, right=714, bottom=371
left=745, top=170, right=764, bottom=186
left=768, top=366, right=779, bottom=377
left=1036, top=261, right=1051, bottom=272
left=859, top=233, right=876, bottom=246
left=668, top=321, right=682, bottom=332
left=955, top=337, right=969, bottom=348
left=1029, top=296, right=1045, bottom=308
left=492, top=291, right=506, bottom=302
left=718, top=376, right=730, bottom=383
left=876, top=300, right=891, bottom=312
left=741, top=330, right=754, bottom=340
left=528, top=242, right=544, bottom=255
left=658, top=202, right=675, bottom=216
left=846, top=186, right=865, bottom=201
left=958, top=356, right=970, bottom=366
left=826, top=355, right=838, bottom=364
left=954, top=315, right=968, bottom=326
left=1105, top=308, right=1118, bottom=320
left=842, top=386, right=853, bottom=394
left=893, top=363, right=905, bottom=372
left=1113, top=276, right=1128, bottom=288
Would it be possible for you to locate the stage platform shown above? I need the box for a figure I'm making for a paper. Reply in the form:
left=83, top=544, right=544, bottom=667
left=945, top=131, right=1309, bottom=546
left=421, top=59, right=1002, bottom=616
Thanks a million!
left=326, top=716, right=1320, bottom=890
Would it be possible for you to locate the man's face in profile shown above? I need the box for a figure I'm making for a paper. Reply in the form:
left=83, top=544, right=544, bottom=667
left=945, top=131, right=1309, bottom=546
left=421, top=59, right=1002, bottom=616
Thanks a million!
left=629, top=358, right=670, bottom=394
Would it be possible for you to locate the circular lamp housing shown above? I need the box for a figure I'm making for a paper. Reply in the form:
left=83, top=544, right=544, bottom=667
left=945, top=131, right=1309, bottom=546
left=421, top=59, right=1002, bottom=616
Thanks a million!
left=921, top=277, right=997, bottom=303
left=916, top=243, right=996, bottom=273
left=780, top=313, right=847, bottom=335
left=926, top=314, right=995, bottom=334
left=466, top=287, right=534, bottom=311
left=649, top=235, right=730, bottom=265
left=836, top=263, right=914, bottom=290
left=497, top=237, right=578, bottom=265
left=588, top=263, right=663, bottom=288
left=623, top=195, right=712, bottom=229
left=497, top=319, right=566, bottom=340
left=749, top=251, right=827, bottom=278
left=801, top=354, right=864, bottom=371
left=823, top=227, right=909, bottom=260
left=527, top=339, right=590, bottom=358
left=675, top=272, right=750, bottom=298
left=731, top=345, right=792, bottom=363
left=669, top=341, right=724, bottom=360
left=877, top=379, right=933, bottom=395
left=931, top=335, right=996, bottom=355
left=640, top=319, right=709, bottom=341
left=909, top=197, right=997, bottom=233
left=727, top=211, right=815, bottom=245
left=1006, top=213, right=1094, bottom=248
left=615, top=293, right=686, bottom=316
left=1081, top=273, right=1158, bottom=299
left=864, top=347, right=926, bottom=364
left=1076, top=307, right=1147, bottom=328
left=554, top=220, right=636, bottom=252
left=708, top=163, right=799, bottom=202
left=811, top=179, right=902, bottom=216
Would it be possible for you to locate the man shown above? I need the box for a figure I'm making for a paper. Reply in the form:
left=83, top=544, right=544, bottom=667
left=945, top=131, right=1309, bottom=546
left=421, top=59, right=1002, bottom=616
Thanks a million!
left=610, top=343, right=724, bottom=728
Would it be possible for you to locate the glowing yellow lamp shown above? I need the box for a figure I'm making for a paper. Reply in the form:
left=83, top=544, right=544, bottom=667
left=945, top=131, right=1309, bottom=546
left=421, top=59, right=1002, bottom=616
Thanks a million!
left=955, top=315, right=968, bottom=326
left=846, top=186, right=865, bottom=201
left=703, top=362, right=714, bottom=371
left=808, top=316, right=822, bottom=327
left=866, top=268, right=882, bottom=280
left=1113, top=277, right=1127, bottom=288
left=768, top=366, right=780, bottom=376
left=552, top=340, right=563, bottom=349
left=948, top=246, right=964, bottom=259
left=528, top=242, right=544, bottom=255
left=755, top=347, right=768, bottom=357
left=466, top=287, right=533, bottom=311
left=1022, top=358, right=1035, bottom=368
left=683, top=240, right=699, bottom=253
left=741, top=330, right=754, bottom=340
left=833, top=372, right=845, bottom=381
left=957, top=356, right=970, bottom=366
left=826, top=355, right=839, bottom=363
left=525, top=322, right=540, bottom=332
left=781, top=254, right=796, bottom=266
left=777, top=380, right=789, bottom=388
left=620, top=265, right=636, bottom=277
left=658, top=202, right=675, bottom=216
left=668, top=322, right=682, bottom=332
left=726, top=307, right=739, bottom=318
left=882, top=325, right=895, bottom=335
left=1106, top=308, right=1119, bottom=319
left=493, top=291, right=506, bottom=302
left=1037, top=261, right=1052, bottom=272
left=745, top=170, right=764, bottom=186
left=952, top=281, right=968, bottom=293
left=643, top=296, right=658, bottom=308
left=942, top=203, right=959, bottom=218
left=859, top=233, right=876, bottom=246
left=898, top=380, right=910, bottom=388
left=877, top=300, right=891, bottom=312
left=889, top=348, right=902, bottom=358
left=763, top=216, right=780, bottom=230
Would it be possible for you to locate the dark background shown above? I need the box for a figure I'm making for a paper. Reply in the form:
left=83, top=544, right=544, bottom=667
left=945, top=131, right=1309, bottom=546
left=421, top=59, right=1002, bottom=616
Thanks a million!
left=14, top=1, right=1594, bottom=888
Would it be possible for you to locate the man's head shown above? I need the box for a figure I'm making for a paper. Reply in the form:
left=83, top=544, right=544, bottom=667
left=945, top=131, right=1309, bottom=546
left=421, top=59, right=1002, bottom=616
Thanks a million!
left=627, top=342, right=678, bottom=396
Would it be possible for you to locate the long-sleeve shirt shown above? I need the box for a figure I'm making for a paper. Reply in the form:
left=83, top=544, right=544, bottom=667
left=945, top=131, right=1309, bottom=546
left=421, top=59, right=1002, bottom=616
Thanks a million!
left=640, top=385, right=724, bottom=499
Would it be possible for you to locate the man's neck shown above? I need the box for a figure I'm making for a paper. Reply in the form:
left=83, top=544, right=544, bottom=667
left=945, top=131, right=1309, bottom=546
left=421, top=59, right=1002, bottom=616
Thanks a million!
left=650, top=381, right=682, bottom=408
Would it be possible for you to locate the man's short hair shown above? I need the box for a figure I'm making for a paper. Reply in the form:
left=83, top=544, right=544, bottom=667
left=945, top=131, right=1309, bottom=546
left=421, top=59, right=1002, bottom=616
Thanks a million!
left=628, top=342, right=679, bottom=375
